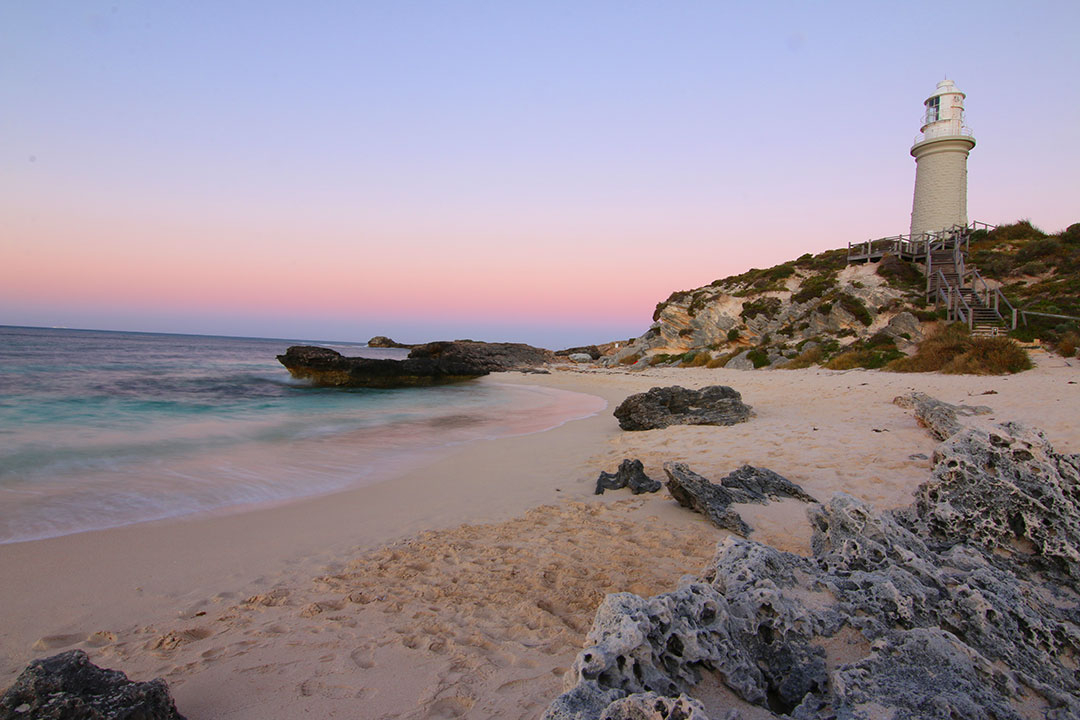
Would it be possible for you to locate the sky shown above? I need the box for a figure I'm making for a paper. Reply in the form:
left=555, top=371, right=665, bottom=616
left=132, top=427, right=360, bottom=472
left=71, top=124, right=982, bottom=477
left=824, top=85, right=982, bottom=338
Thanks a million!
left=2, top=1, right=1078, bottom=347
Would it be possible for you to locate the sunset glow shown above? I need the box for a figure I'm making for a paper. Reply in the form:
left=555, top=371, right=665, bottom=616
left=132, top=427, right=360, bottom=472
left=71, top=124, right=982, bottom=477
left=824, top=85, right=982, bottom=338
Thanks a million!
left=3, top=2, right=1078, bottom=346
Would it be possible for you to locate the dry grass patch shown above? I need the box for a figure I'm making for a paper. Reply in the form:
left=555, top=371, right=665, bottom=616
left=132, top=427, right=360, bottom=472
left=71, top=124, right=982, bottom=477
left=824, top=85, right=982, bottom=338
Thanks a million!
left=888, top=324, right=1031, bottom=374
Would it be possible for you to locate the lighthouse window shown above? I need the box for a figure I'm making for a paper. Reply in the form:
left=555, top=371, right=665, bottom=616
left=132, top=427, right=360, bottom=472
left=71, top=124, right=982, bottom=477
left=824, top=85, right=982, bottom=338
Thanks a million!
left=926, top=96, right=940, bottom=123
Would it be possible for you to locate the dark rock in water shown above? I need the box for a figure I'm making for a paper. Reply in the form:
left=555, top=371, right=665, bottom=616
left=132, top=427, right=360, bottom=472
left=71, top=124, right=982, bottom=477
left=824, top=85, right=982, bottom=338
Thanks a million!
left=0, top=650, right=186, bottom=720
left=613, top=386, right=753, bottom=431
left=662, top=463, right=816, bottom=536
left=893, top=391, right=991, bottom=440
left=366, top=335, right=417, bottom=349
left=594, top=459, right=661, bottom=495
left=544, top=411, right=1080, bottom=720
left=277, top=341, right=554, bottom=388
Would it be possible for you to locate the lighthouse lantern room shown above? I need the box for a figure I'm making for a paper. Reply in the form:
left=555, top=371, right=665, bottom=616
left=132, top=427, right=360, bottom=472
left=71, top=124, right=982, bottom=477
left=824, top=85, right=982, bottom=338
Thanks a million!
left=909, top=79, right=976, bottom=237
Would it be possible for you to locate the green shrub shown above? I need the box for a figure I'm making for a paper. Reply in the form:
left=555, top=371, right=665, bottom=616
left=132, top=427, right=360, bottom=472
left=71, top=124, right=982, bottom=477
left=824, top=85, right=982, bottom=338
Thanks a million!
left=793, top=274, right=837, bottom=304
left=837, top=293, right=873, bottom=326
left=746, top=349, right=771, bottom=368
left=1060, top=223, right=1080, bottom=244
left=619, top=353, right=642, bottom=366
left=987, top=220, right=1046, bottom=243
left=727, top=328, right=741, bottom=342
left=682, top=351, right=712, bottom=367
left=740, top=297, right=782, bottom=322
left=1016, top=238, right=1063, bottom=264
left=876, top=254, right=922, bottom=288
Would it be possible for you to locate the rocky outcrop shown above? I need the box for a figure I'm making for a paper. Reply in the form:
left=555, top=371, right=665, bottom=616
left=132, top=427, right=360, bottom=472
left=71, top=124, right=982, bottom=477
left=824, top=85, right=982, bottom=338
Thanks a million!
left=544, top=411, right=1080, bottom=720
left=893, top=391, right=992, bottom=440
left=0, top=650, right=186, bottom=720
left=595, top=459, right=662, bottom=495
left=603, top=252, right=928, bottom=370
left=663, top=463, right=816, bottom=536
left=613, top=386, right=754, bottom=431
left=557, top=345, right=603, bottom=360
left=277, top=341, right=554, bottom=388
left=366, top=335, right=417, bottom=349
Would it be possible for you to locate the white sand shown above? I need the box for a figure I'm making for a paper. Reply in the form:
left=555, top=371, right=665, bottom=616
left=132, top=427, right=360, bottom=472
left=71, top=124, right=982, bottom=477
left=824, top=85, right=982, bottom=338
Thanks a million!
left=1, top=351, right=1077, bottom=719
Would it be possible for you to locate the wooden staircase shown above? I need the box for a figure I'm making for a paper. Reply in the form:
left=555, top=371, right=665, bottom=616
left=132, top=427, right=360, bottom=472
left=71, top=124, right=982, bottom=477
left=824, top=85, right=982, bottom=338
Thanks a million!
left=925, top=225, right=1013, bottom=336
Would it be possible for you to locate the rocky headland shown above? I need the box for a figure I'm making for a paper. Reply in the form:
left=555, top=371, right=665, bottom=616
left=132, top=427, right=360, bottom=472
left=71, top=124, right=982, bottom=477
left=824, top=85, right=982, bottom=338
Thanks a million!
left=600, top=221, right=1079, bottom=371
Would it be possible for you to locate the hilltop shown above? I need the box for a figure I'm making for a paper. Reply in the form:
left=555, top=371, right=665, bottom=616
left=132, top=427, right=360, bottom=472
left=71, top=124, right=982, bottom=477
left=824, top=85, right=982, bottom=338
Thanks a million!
left=603, top=220, right=1080, bottom=371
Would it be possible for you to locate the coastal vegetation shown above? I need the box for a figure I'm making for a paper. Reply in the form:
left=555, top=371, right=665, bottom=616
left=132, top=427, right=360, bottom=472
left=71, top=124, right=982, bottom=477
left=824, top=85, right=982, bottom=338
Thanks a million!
left=614, top=219, right=1079, bottom=373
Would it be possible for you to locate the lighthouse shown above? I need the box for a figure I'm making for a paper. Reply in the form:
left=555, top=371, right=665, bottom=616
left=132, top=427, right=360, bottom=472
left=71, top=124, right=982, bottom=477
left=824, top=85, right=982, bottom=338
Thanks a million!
left=909, top=79, right=976, bottom=237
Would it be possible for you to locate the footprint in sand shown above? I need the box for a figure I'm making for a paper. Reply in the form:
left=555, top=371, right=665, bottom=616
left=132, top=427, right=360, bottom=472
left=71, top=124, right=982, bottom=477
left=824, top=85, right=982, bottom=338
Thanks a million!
left=84, top=631, right=118, bottom=647
left=349, top=648, right=375, bottom=669
left=32, top=634, right=84, bottom=651
left=426, top=695, right=474, bottom=719
left=148, top=627, right=213, bottom=651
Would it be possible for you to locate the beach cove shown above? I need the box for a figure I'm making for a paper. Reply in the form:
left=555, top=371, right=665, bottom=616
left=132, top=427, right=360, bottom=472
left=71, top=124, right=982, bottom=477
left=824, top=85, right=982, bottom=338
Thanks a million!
left=2, top=353, right=1079, bottom=719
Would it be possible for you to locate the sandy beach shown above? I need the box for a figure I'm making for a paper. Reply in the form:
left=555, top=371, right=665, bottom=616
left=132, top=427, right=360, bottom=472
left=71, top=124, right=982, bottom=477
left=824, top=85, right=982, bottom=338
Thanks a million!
left=2, top=353, right=1078, bottom=719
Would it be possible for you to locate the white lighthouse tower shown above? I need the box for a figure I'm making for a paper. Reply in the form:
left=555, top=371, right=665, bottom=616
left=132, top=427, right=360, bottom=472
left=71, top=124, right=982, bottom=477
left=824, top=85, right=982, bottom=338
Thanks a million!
left=909, top=79, right=976, bottom=237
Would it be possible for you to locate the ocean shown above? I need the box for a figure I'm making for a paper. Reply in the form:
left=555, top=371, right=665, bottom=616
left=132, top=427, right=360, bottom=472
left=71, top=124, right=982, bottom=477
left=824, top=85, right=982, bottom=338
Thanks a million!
left=0, top=326, right=604, bottom=544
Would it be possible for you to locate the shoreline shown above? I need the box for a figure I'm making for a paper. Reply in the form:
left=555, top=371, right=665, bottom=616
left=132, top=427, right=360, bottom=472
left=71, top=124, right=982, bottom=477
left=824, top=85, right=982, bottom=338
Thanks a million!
left=2, top=354, right=1078, bottom=718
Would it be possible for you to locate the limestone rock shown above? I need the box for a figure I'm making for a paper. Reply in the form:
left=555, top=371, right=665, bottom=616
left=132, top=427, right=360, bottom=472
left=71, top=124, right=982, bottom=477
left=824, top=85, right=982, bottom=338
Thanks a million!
left=893, top=391, right=992, bottom=440
left=598, top=693, right=712, bottom=720
left=718, top=465, right=817, bottom=504
left=0, top=650, right=186, bottom=720
left=723, top=351, right=755, bottom=371
left=663, top=463, right=816, bottom=536
left=906, top=420, right=1080, bottom=582
left=663, top=463, right=753, bottom=535
left=882, top=310, right=924, bottom=343
left=546, top=407, right=1080, bottom=719
left=613, top=386, right=753, bottom=431
left=568, top=353, right=595, bottom=363
left=595, top=459, right=662, bottom=495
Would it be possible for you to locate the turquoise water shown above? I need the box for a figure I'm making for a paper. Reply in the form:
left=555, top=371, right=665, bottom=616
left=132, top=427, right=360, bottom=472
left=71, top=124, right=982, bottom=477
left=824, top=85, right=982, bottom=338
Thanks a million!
left=0, top=326, right=604, bottom=543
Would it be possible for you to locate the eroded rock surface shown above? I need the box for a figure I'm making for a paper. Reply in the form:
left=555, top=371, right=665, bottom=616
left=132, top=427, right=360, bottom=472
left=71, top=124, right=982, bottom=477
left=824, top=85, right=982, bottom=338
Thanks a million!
left=545, top=414, right=1080, bottom=720
left=613, top=386, right=754, bottom=431
left=662, top=463, right=816, bottom=536
left=595, top=459, right=662, bottom=495
left=893, top=391, right=992, bottom=440
left=0, top=650, right=186, bottom=720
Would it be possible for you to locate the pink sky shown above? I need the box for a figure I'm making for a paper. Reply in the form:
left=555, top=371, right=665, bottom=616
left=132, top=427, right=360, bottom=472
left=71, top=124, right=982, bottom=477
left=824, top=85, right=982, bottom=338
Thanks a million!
left=2, top=2, right=1077, bottom=347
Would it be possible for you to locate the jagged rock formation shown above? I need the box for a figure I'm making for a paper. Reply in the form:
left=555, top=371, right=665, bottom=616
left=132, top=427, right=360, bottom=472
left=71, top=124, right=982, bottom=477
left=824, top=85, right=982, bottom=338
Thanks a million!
left=595, top=459, right=662, bottom=495
left=663, top=463, right=817, bottom=536
left=544, top=408, right=1080, bottom=719
left=893, top=391, right=992, bottom=440
left=277, top=341, right=554, bottom=388
left=605, top=251, right=925, bottom=370
left=0, top=650, right=186, bottom=720
left=613, top=386, right=754, bottom=431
